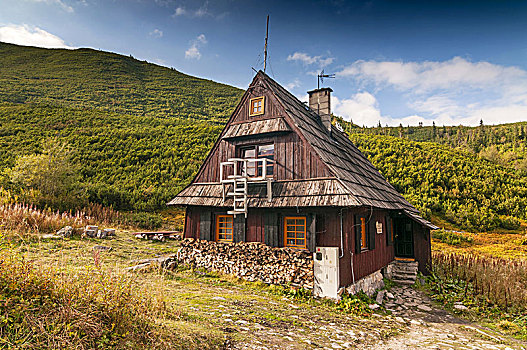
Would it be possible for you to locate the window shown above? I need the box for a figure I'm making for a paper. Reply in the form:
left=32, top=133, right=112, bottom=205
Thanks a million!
left=240, top=143, right=274, bottom=177
left=360, top=217, right=368, bottom=250
left=216, top=215, right=234, bottom=242
left=284, top=217, right=306, bottom=249
left=249, top=96, right=265, bottom=116
left=355, top=214, right=371, bottom=253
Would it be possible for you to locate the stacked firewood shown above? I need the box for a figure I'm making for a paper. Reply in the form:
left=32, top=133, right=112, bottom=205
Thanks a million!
left=178, top=238, right=314, bottom=289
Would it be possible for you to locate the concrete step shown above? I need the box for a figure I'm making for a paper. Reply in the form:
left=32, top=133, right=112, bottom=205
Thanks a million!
left=392, top=267, right=418, bottom=274
left=392, top=278, right=415, bottom=285
left=392, top=271, right=417, bottom=279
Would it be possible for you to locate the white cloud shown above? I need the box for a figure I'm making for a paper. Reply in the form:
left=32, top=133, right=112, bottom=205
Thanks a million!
left=174, top=6, right=186, bottom=16
left=287, top=52, right=334, bottom=68
left=339, top=56, right=526, bottom=94
left=335, top=57, right=527, bottom=126
left=286, top=79, right=301, bottom=90
left=149, top=29, right=163, bottom=38
left=333, top=92, right=387, bottom=126
left=173, top=2, right=217, bottom=18
left=0, top=24, right=74, bottom=49
left=185, top=34, right=207, bottom=60
left=27, top=0, right=74, bottom=13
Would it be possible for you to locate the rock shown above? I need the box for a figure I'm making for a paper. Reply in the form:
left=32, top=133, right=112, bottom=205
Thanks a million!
left=213, top=296, right=227, bottom=301
left=386, top=292, right=394, bottom=299
left=410, top=319, right=421, bottom=326
left=369, top=304, right=380, bottom=310
left=453, top=304, right=468, bottom=311
left=104, top=228, right=116, bottom=236
left=417, top=304, right=432, bottom=312
left=126, top=262, right=151, bottom=272
left=84, top=225, right=98, bottom=238
left=56, top=226, right=74, bottom=238
left=93, top=245, right=112, bottom=251
left=41, top=234, right=63, bottom=239
left=376, top=290, right=385, bottom=304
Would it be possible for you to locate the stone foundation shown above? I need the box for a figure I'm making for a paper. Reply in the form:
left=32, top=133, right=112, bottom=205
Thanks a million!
left=345, top=270, right=384, bottom=297
left=177, top=239, right=314, bottom=289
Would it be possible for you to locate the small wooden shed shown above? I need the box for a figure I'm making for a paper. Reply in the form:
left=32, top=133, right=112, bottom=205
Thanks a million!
left=169, top=71, right=437, bottom=288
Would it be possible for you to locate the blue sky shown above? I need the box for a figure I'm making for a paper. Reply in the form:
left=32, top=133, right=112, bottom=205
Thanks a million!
left=1, top=0, right=527, bottom=126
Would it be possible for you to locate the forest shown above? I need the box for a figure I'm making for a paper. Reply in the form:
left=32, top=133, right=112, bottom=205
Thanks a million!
left=0, top=42, right=526, bottom=232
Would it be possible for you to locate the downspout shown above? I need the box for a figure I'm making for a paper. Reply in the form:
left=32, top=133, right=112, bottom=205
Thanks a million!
left=350, top=251, right=355, bottom=284
left=339, top=208, right=344, bottom=258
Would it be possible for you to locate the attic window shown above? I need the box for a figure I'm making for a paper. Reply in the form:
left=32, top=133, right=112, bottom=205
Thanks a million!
left=249, top=96, right=265, bottom=116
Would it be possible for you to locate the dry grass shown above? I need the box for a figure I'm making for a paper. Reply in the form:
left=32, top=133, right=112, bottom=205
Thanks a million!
left=0, top=202, right=120, bottom=235
left=0, top=235, right=227, bottom=349
left=0, top=246, right=163, bottom=348
left=432, top=251, right=527, bottom=311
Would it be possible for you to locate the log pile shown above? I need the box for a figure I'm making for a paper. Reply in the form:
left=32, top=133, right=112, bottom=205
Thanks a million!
left=178, top=238, right=314, bottom=289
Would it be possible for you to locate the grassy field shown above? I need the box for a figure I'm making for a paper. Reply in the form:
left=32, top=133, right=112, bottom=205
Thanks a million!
left=2, top=229, right=405, bottom=349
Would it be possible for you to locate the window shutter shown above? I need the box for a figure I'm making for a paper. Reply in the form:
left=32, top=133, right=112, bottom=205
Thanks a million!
left=368, top=217, right=376, bottom=250
left=307, top=214, right=316, bottom=252
left=199, top=211, right=212, bottom=241
left=264, top=211, right=278, bottom=247
left=386, top=216, right=393, bottom=246
left=277, top=213, right=284, bottom=247
left=233, top=215, right=246, bottom=243
left=354, top=214, right=361, bottom=254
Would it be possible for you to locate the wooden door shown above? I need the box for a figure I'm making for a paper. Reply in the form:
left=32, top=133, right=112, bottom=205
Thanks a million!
left=394, top=219, right=414, bottom=258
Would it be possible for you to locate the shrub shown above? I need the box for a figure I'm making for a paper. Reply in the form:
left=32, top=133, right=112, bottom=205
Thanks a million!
left=432, top=229, right=473, bottom=246
left=122, top=211, right=163, bottom=230
left=497, top=215, right=521, bottom=230
left=336, top=292, right=373, bottom=317
left=0, top=245, right=176, bottom=349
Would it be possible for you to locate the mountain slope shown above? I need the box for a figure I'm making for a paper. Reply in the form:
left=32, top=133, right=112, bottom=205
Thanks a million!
left=0, top=42, right=242, bottom=210
left=349, top=133, right=527, bottom=231
left=341, top=118, right=527, bottom=173
left=0, top=42, right=242, bottom=121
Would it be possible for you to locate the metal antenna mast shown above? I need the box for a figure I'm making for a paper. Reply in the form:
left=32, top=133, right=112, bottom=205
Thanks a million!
left=317, top=69, right=335, bottom=89
left=263, top=15, right=269, bottom=72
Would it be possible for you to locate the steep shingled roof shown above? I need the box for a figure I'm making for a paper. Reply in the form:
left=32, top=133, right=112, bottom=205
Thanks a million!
left=259, top=71, right=417, bottom=213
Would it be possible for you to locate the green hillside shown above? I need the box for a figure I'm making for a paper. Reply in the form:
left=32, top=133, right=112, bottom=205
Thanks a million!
left=0, top=42, right=525, bottom=232
left=343, top=119, right=527, bottom=173
left=349, top=133, right=527, bottom=231
left=0, top=42, right=242, bottom=211
left=0, top=42, right=242, bottom=121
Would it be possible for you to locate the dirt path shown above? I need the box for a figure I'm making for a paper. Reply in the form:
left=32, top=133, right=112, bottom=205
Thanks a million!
left=216, top=283, right=526, bottom=349
left=368, top=285, right=525, bottom=350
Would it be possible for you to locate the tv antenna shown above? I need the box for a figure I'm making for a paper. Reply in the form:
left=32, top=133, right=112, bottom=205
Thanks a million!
left=318, top=69, right=335, bottom=89
left=263, top=15, right=269, bottom=72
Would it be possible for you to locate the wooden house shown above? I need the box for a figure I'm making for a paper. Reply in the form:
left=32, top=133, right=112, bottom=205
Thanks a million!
left=168, top=71, right=437, bottom=289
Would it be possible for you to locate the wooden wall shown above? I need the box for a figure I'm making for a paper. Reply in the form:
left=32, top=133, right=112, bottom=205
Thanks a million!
left=413, top=224, right=432, bottom=275
left=195, top=132, right=331, bottom=183
left=184, top=206, right=431, bottom=285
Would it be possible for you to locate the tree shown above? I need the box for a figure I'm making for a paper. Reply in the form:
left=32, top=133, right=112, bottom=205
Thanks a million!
left=6, top=142, right=87, bottom=210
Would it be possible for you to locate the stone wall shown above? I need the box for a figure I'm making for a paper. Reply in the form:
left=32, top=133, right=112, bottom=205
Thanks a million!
left=345, top=270, right=384, bottom=297
left=178, top=238, right=314, bottom=289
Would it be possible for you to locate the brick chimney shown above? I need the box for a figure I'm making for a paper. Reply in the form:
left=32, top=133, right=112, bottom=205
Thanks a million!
left=308, top=87, right=333, bottom=132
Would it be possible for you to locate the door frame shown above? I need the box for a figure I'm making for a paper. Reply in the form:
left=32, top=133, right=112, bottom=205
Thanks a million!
left=393, top=217, right=414, bottom=258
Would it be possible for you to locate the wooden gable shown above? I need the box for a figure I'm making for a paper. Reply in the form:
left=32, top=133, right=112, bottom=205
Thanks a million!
left=192, top=72, right=333, bottom=184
